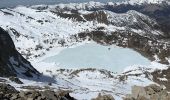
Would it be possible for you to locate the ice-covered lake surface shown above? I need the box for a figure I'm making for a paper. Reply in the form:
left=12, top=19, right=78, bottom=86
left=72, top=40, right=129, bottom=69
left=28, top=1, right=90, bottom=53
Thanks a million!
left=43, top=43, right=151, bottom=72
left=0, top=0, right=123, bottom=8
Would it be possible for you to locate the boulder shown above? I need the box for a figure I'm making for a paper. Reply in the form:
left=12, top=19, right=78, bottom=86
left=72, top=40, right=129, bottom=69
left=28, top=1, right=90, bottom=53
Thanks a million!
left=0, top=83, right=18, bottom=94
left=131, top=86, right=148, bottom=99
left=124, top=84, right=170, bottom=100
left=9, top=76, right=23, bottom=84
left=92, top=93, right=115, bottom=100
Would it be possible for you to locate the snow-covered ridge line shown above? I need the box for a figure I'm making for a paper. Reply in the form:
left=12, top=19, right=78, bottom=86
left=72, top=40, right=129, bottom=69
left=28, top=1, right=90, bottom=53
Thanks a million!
left=31, top=1, right=105, bottom=10
left=123, top=0, right=170, bottom=5
left=29, top=0, right=170, bottom=11
left=0, top=0, right=168, bottom=12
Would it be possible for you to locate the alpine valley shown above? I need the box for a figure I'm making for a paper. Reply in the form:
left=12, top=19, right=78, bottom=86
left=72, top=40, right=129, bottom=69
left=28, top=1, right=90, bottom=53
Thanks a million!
left=0, top=0, right=170, bottom=100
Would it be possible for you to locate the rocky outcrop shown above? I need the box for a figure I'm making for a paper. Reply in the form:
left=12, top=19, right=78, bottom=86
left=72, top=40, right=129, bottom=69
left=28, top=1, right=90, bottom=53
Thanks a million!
left=0, top=83, right=75, bottom=100
left=124, top=84, right=170, bottom=100
left=9, top=76, right=23, bottom=84
left=92, top=93, right=115, bottom=100
left=0, top=27, right=40, bottom=77
left=0, top=83, right=18, bottom=94
left=151, top=67, right=170, bottom=91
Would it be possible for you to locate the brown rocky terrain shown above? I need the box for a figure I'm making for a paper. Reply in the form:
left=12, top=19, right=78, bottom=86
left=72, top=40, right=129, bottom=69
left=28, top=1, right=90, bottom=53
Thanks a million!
left=124, top=84, right=170, bottom=100
left=92, top=93, right=115, bottom=100
left=0, top=83, right=75, bottom=100
left=151, top=67, right=170, bottom=91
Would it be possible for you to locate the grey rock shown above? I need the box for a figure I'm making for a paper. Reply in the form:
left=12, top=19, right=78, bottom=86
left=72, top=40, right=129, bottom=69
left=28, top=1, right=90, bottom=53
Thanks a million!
left=0, top=83, right=18, bottom=94
left=0, top=27, right=40, bottom=78
left=92, top=93, right=115, bottom=100
left=124, top=84, right=170, bottom=100
left=9, top=76, right=23, bottom=84
left=131, top=86, right=148, bottom=99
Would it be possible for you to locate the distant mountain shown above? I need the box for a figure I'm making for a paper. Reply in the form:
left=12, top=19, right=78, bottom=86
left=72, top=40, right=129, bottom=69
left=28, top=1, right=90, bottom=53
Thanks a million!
left=124, top=0, right=169, bottom=4
left=52, top=1, right=170, bottom=37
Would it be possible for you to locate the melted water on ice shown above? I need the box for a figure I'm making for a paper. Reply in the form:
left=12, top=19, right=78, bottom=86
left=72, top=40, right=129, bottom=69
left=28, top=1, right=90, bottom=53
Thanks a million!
left=44, top=43, right=150, bottom=72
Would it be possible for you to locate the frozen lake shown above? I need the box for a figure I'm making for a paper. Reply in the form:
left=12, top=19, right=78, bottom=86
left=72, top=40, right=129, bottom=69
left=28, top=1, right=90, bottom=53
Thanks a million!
left=0, top=0, right=123, bottom=8
left=43, top=43, right=151, bottom=72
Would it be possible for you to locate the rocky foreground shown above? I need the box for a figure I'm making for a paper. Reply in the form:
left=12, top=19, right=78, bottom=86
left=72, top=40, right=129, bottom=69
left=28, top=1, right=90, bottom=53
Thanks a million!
left=1, top=82, right=170, bottom=100
left=124, top=84, right=170, bottom=100
left=0, top=83, right=75, bottom=100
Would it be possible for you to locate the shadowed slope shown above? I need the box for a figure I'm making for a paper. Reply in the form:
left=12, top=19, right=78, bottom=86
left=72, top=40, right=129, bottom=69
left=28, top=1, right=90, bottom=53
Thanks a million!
left=0, top=27, right=40, bottom=78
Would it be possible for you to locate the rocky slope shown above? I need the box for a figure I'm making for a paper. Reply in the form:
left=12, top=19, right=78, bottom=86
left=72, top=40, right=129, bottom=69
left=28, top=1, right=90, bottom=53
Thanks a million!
left=0, top=27, right=40, bottom=78
left=0, top=83, right=75, bottom=100
left=124, top=84, right=170, bottom=100
left=104, top=3, right=170, bottom=37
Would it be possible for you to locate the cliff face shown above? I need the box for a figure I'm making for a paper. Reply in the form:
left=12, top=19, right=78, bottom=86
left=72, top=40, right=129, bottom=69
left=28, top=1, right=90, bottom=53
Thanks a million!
left=0, top=27, right=39, bottom=77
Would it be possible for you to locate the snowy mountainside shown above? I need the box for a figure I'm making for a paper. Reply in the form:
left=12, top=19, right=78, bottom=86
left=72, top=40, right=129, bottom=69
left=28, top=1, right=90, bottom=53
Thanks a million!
left=0, top=2, right=170, bottom=100
left=0, top=4, right=165, bottom=60
left=47, top=1, right=170, bottom=37
left=0, top=6, right=95, bottom=60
